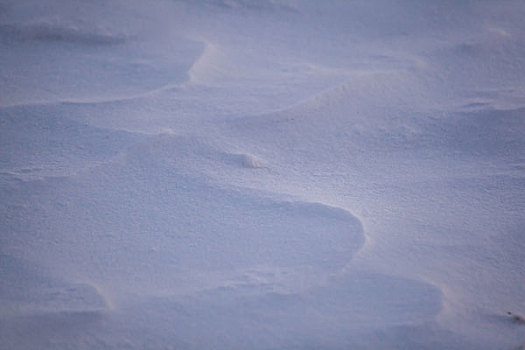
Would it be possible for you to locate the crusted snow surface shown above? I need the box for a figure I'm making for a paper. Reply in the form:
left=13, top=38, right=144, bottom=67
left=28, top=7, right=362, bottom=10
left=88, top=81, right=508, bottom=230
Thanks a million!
left=1, top=0, right=524, bottom=349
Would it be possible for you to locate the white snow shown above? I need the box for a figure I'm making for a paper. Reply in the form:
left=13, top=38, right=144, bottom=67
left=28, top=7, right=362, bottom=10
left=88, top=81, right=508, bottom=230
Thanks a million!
left=1, top=0, right=524, bottom=349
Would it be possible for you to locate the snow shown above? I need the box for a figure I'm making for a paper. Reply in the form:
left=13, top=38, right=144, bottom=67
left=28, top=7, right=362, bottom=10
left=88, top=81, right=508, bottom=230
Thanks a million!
left=1, top=0, right=524, bottom=349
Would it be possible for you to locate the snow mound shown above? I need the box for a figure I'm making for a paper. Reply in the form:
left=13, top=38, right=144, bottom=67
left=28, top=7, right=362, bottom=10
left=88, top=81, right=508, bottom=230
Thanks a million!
left=1, top=134, right=365, bottom=296
left=0, top=23, right=125, bottom=45
left=119, top=272, right=442, bottom=349
left=0, top=254, right=109, bottom=316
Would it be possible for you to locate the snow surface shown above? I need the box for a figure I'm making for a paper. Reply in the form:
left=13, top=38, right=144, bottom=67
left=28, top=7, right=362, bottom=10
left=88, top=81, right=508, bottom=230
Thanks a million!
left=1, top=0, right=524, bottom=349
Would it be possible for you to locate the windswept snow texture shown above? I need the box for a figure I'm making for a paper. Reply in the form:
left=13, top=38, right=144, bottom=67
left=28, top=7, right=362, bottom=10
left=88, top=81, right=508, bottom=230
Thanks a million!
left=1, top=0, right=525, bottom=349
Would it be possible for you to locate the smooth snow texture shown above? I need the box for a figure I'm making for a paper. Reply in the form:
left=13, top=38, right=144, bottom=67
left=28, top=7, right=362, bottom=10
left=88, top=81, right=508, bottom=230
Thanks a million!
left=1, top=0, right=524, bottom=349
